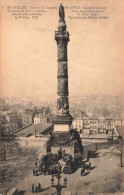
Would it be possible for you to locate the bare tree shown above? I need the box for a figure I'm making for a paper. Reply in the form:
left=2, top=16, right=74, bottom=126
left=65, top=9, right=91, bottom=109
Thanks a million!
left=115, top=137, right=123, bottom=167
left=107, top=137, right=123, bottom=167
left=0, top=126, right=20, bottom=161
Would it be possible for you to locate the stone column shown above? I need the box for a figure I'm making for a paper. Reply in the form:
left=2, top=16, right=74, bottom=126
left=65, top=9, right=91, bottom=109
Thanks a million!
left=53, top=4, right=72, bottom=125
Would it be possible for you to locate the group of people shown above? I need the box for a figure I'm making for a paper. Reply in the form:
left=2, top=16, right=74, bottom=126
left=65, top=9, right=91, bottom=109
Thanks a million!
left=81, top=161, right=91, bottom=176
left=81, top=145, right=98, bottom=177
left=33, top=169, right=39, bottom=176
left=81, top=151, right=92, bottom=177
left=32, top=183, right=42, bottom=193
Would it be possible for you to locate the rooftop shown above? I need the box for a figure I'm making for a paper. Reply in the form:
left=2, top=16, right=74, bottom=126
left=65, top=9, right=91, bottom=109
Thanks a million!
left=15, top=123, right=51, bottom=137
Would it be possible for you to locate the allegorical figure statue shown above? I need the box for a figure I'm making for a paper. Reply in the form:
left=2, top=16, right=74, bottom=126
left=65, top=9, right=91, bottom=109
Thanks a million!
left=59, top=4, right=65, bottom=20
left=57, top=97, right=69, bottom=113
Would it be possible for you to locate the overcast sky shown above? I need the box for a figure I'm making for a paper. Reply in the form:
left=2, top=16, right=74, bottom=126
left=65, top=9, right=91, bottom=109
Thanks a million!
left=1, top=0, right=124, bottom=99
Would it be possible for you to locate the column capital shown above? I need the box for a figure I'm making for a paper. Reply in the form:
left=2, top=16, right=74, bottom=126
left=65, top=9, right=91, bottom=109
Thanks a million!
left=55, top=31, right=69, bottom=44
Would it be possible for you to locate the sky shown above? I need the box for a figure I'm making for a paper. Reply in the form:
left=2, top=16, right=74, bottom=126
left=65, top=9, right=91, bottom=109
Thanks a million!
left=0, top=0, right=124, bottom=100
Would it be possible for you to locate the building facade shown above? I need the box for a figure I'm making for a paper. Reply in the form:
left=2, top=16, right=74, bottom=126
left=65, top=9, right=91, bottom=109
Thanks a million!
left=5, top=112, right=18, bottom=123
left=22, top=113, right=33, bottom=126
left=34, top=114, right=48, bottom=124
left=72, top=116, right=124, bottom=136
left=1, top=123, right=18, bottom=135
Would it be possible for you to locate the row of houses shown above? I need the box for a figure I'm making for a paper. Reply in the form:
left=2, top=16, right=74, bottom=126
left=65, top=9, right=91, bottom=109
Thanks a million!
left=0, top=109, right=50, bottom=135
left=1, top=106, right=124, bottom=136
left=22, top=111, right=48, bottom=126
left=0, top=106, right=51, bottom=124
left=0, top=112, right=22, bottom=135
left=72, top=116, right=124, bottom=136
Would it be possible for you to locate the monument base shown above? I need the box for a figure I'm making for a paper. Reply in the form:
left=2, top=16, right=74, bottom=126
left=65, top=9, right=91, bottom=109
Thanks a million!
left=46, top=130, right=83, bottom=162
left=52, top=113, right=73, bottom=125
left=50, top=131, right=72, bottom=147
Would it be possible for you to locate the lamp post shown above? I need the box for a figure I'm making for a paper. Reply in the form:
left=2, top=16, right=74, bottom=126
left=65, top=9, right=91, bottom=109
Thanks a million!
left=51, top=173, right=67, bottom=195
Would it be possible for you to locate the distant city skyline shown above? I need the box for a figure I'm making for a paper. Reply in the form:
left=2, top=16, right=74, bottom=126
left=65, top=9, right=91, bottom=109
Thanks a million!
left=1, top=0, right=124, bottom=99
left=1, top=94, right=124, bottom=105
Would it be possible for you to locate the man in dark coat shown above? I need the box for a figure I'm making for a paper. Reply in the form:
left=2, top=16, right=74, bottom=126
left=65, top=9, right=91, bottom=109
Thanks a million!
left=32, top=184, right=34, bottom=193
left=38, top=183, right=41, bottom=192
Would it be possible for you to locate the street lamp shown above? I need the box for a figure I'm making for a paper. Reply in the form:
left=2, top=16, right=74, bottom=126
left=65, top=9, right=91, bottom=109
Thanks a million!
left=51, top=173, right=67, bottom=195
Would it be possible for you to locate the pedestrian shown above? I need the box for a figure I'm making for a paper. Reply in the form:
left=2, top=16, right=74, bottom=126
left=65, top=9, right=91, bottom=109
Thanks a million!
left=81, top=168, right=85, bottom=176
left=32, top=184, right=34, bottom=193
left=38, top=183, right=41, bottom=192
left=33, top=169, right=35, bottom=176
left=81, top=168, right=83, bottom=176
left=35, top=186, right=38, bottom=194
left=35, top=161, right=38, bottom=167
left=83, top=168, right=85, bottom=176
left=43, top=167, right=47, bottom=175
left=36, top=169, right=38, bottom=176
left=85, top=161, right=91, bottom=170
left=83, top=162, right=85, bottom=170
left=89, top=162, right=91, bottom=169
left=87, top=151, right=90, bottom=162
left=40, top=164, right=43, bottom=173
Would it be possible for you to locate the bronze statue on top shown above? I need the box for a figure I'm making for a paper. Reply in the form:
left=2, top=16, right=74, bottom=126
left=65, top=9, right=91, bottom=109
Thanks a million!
left=59, top=4, right=65, bottom=22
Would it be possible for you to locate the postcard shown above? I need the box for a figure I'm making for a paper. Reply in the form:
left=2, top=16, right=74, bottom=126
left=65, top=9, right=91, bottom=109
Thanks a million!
left=0, top=0, right=124, bottom=195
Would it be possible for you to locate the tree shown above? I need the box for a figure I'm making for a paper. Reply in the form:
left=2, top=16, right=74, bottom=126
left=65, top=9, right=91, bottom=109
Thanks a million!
left=39, top=153, right=60, bottom=175
left=107, top=138, right=123, bottom=167
left=41, top=153, right=59, bottom=167
left=0, top=126, right=20, bottom=161
left=115, top=137, right=123, bottom=167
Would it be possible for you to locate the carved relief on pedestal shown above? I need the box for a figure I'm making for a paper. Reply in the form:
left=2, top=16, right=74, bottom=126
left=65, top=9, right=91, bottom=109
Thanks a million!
left=57, top=96, right=69, bottom=114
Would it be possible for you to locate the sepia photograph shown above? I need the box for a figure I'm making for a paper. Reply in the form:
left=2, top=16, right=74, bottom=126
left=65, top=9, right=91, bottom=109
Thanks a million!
left=0, top=0, right=124, bottom=194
